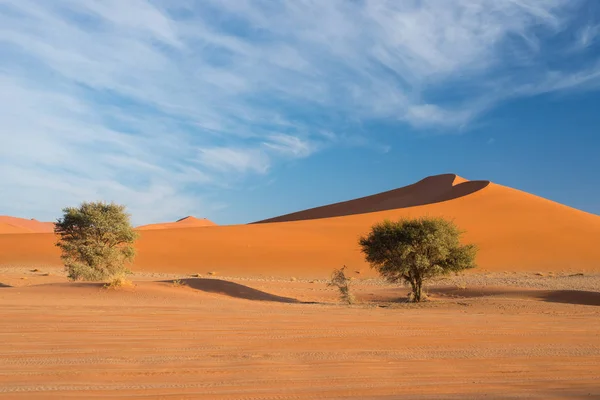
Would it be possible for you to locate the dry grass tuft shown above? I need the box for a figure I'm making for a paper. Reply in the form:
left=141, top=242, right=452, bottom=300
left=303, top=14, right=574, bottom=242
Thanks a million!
left=104, top=275, right=134, bottom=290
left=327, top=266, right=355, bottom=305
left=172, top=279, right=186, bottom=287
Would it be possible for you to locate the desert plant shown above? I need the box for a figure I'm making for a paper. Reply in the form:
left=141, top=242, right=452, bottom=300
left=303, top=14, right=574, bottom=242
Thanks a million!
left=55, top=201, right=138, bottom=282
left=359, top=217, right=477, bottom=302
left=172, top=278, right=185, bottom=287
left=104, top=275, right=134, bottom=289
left=327, top=265, right=355, bottom=304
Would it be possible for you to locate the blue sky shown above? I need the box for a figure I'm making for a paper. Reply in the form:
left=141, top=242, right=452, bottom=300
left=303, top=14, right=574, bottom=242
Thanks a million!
left=1, top=0, right=599, bottom=225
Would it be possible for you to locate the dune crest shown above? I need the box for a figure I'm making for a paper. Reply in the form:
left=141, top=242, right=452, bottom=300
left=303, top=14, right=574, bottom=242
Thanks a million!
left=252, top=173, right=490, bottom=223
left=0, top=216, right=54, bottom=234
left=137, top=216, right=217, bottom=231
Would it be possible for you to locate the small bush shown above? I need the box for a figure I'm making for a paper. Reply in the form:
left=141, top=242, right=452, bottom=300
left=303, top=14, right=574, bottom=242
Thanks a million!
left=327, top=266, right=355, bottom=305
left=104, top=275, right=134, bottom=289
left=172, top=279, right=185, bottom=287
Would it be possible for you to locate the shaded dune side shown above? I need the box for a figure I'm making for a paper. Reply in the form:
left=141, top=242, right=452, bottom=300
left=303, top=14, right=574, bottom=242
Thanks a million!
left=252, top=174, right=490, bottom=223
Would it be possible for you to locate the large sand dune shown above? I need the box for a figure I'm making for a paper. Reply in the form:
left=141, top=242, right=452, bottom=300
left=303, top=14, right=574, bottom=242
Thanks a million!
left=0, top=174, right=598, bottom=276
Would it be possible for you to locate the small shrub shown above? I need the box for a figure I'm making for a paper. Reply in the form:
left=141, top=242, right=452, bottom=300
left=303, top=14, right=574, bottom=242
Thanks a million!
left=172, top=279, right=185, bottom=287
left=104, top=275, right=134, bottom=290
left=327, top=265, right=355, bottom=305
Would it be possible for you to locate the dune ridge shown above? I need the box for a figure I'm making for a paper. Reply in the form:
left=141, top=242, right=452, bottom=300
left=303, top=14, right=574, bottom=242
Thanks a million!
left=0, top=216, right=54, bottom=234
left=0, top=174, right=598, bottom=276
left=253, top=173, right=489, bottom=223
left=136, top=216, right=216, bottom=231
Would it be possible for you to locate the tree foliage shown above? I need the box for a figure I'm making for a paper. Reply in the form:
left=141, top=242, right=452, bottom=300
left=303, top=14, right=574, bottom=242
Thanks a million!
left=54, top=201, right=138, bottom=281
left=359, top=217, right=477, bottom=302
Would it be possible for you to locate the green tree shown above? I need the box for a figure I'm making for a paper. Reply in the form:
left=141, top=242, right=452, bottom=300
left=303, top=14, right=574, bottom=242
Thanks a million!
left=359, top=217, right=477, bottom=302
left=54, top=201, right=138, bottom=282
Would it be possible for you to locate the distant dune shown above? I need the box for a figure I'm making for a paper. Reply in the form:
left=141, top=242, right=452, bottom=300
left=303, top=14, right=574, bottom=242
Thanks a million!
left=136, top=216, right=217, bottom=231
left=0, top=216, right=54, bottom=234
left=0, top=174, right=598, bottom=277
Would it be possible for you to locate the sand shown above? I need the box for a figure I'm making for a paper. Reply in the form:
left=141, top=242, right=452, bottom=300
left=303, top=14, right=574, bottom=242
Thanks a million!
left=0, top=174, right=598, bottom=276
left=1, top=266, right=599, bottom=399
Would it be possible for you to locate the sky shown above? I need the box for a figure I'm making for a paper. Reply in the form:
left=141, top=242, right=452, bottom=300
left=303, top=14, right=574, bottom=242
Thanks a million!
left=1, top=0, right=599, bottom=226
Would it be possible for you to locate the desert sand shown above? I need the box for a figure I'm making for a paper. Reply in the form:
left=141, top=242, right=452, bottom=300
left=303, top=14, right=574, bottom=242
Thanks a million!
left=1, top=174, right=599, bottom=399
left=1, top=266, right=599, bottom=399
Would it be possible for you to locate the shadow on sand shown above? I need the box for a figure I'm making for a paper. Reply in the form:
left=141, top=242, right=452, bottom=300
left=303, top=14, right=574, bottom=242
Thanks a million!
left=429, top=287, right=600, bottom=307
left=0, top=282, right=12, bottom=288
left=168, top=278, right=314, bottom=304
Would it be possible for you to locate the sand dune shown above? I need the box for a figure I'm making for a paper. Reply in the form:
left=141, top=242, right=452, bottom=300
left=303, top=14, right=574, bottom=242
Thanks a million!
left=136, top=216, right=216, bottom=231
left=0, top=174, right=598, bottom=276
left=0, top=216, right=54, bottom=234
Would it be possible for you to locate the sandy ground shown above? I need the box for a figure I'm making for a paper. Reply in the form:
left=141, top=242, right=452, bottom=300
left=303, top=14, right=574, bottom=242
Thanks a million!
left=1, top=266, right=599, bottom=399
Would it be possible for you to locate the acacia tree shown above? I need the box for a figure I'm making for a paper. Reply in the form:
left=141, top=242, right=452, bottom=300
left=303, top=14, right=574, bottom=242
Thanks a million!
left=54, top=201, right=138, bottom=282
left=359, top=217, right=477, bottom=302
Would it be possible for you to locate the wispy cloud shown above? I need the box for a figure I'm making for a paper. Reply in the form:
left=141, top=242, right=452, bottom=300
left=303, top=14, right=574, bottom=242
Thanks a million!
left=0, top=0, right=598, bottom=223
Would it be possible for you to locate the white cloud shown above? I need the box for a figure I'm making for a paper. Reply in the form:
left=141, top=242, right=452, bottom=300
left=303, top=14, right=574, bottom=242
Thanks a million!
left=0, top=0, right=598, bottom=223
left=263, top=135, right=315, bottom=158
left=197, top=147, right=270, bottom=175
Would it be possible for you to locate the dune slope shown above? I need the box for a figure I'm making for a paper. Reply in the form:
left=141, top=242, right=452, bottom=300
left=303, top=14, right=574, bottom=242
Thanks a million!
left=0, top=174, right=598, bottom=276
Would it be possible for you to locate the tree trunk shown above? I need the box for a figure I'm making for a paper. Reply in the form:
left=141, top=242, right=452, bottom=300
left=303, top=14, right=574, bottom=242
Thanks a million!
left=407, top=278, right=422, bottom=302
left=413, top=281, right=422, bottom=302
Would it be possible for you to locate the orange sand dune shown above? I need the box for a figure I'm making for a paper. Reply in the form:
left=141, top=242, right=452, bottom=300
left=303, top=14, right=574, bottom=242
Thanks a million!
left=0, top=174, right=598, bottom=277
left=136, top=216, right=216, bottom=231
left=0, top=216, right=54, bottom=234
